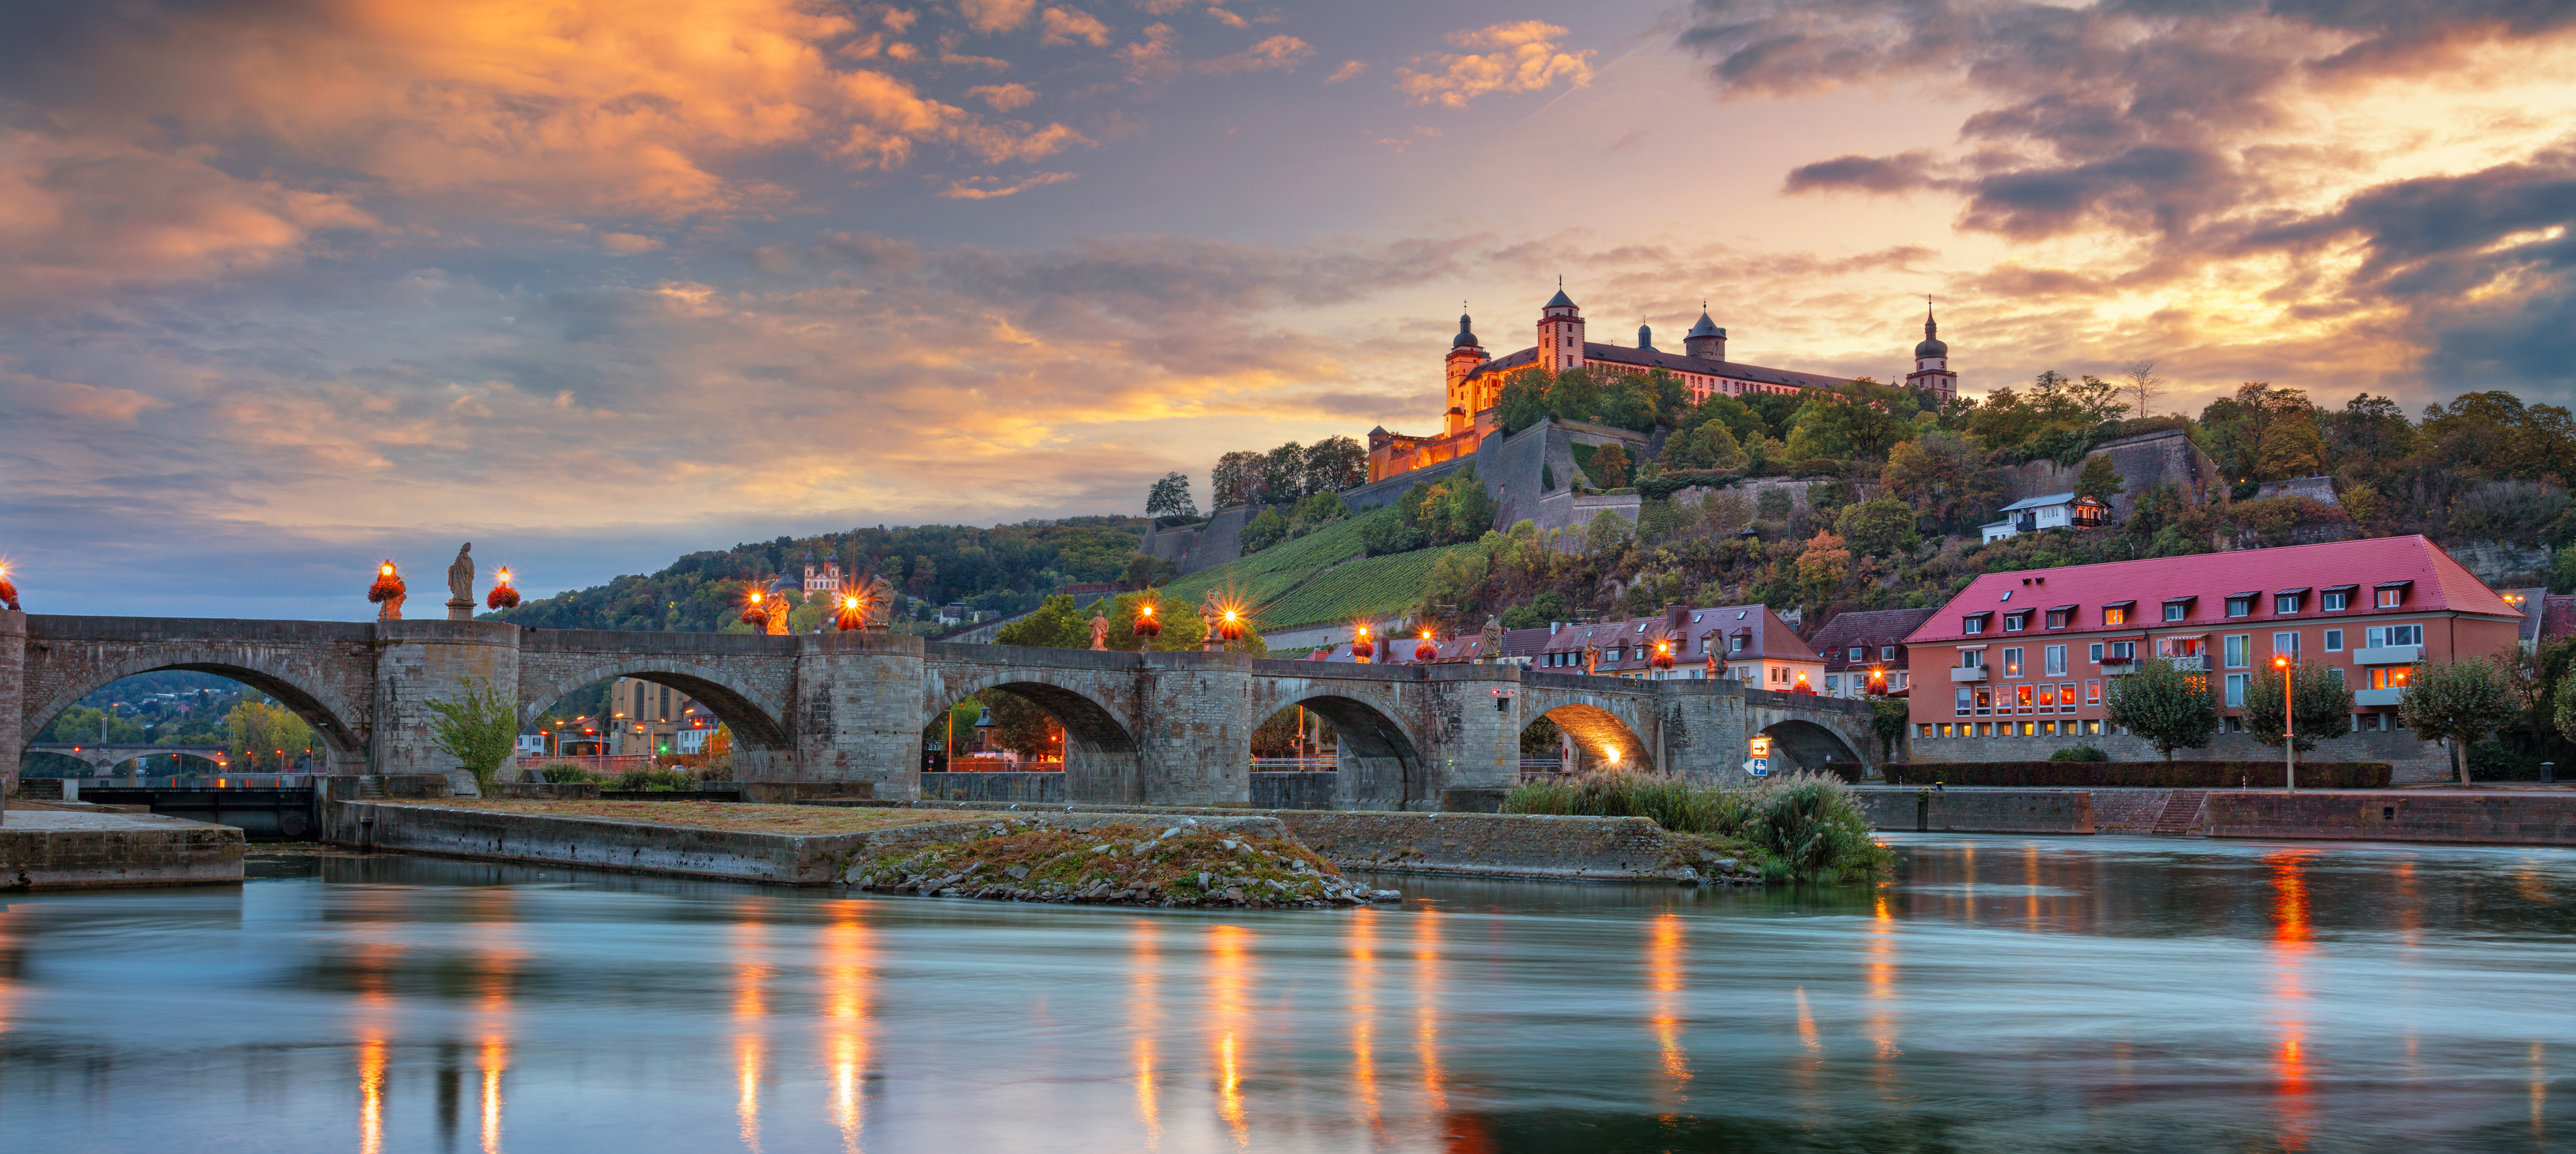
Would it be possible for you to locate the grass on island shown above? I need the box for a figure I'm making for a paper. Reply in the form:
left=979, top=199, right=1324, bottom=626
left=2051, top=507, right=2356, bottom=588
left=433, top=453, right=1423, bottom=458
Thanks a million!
left=1505, top=770, right=1893, bottom=883
left=382, top=798, right=980, bottom=835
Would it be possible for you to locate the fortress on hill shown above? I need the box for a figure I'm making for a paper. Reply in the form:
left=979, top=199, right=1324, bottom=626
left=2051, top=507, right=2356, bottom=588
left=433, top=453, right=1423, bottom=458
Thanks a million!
left=1366, top=288, right=1961, bottom=484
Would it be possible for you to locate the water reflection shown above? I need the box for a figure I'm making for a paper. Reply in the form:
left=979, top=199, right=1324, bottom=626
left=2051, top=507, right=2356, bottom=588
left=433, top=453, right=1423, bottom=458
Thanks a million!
left=0, top=838, right=2571, bottom=1153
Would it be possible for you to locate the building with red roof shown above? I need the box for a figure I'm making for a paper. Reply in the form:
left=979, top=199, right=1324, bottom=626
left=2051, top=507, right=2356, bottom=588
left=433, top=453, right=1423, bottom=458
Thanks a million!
left=1902, top=535, right=2525, bottom=780
left=1529, top=604, right=1821, bottom=687
left=1809, top=607, right=1937, bottom=698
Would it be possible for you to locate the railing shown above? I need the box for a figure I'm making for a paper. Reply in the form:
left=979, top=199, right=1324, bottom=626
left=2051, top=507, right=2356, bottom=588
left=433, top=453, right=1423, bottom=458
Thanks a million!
left=1951, top=666, right=1989, bottom=682
left=2168, top=655, right=2208, bottom=672
left=1250, top=757, right=1336, bottom=770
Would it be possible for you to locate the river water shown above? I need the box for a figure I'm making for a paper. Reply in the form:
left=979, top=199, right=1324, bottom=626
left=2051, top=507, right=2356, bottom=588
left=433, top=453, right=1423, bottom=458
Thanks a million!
left=2, top=835, right=2570, bottom=1153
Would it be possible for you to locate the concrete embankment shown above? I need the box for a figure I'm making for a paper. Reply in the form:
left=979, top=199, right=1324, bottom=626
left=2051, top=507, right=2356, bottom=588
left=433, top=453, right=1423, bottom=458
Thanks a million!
left=810, top=800, right=1729, bottom=882
left=325, top=800, right=1285, bottom=885
left=2204, top=790, right=2576, bottom=845
left=1848, top=788, right=2096, bottom=835
left=2, top=806, right=245, bottom=889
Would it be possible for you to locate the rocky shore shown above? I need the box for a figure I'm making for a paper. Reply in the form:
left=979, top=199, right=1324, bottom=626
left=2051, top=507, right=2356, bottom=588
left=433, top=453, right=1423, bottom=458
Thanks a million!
left=843, top=818, right=1402, bottom=908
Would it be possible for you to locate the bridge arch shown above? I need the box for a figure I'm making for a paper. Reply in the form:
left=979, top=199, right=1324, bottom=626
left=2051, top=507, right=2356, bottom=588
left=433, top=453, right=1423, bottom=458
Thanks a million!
left=518, top=659, right=794, bottom=752
left=926, top=671, right=1140, bottom=802
left=21, top=653, right=368, bottom=767
left=1267, top=691, right=1431, bottom=810
left=1757, top=717, right=1865, bottom=777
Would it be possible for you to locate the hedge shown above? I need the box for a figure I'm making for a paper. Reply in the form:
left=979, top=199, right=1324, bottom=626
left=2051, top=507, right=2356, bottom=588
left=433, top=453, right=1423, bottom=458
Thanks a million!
left=1883, top=760, right=2392, bottom=788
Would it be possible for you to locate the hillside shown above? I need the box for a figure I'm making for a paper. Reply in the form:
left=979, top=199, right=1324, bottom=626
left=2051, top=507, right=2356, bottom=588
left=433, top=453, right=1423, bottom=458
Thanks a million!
left=1153, top=508, right=1476, bottom=634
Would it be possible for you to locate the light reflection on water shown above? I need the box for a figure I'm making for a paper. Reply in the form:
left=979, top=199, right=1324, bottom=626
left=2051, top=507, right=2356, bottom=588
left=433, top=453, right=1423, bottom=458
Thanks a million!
left=0, top=835, right=2570, bottom=1153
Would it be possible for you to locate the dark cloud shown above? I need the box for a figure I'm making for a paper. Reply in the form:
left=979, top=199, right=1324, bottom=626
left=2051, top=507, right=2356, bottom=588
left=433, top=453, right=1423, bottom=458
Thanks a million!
left=1784, top=152, right=1943, bottom=195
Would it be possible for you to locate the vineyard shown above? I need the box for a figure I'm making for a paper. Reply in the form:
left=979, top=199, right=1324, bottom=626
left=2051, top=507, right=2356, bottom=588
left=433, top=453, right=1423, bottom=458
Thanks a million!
left=1157, top=508, right=1381, bottom=611
left=1250, top=543, right=1479, bottom=633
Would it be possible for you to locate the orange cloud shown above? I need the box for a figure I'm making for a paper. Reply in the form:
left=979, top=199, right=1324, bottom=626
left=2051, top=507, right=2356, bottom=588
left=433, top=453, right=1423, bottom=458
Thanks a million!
left=1041, top=7, right=1112, bottom=47
left=937, top=172, right=1079, bottom=199
left=1398, top=21, right=1594, bottom=108
left=960, top=0, right=1037, bottom=34
left=970, top=83, right=1040, bottom=111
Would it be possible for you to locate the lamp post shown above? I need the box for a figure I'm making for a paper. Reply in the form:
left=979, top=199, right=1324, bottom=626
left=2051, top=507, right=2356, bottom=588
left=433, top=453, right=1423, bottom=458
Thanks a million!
left=2274, top=655, right=2296, bottom=793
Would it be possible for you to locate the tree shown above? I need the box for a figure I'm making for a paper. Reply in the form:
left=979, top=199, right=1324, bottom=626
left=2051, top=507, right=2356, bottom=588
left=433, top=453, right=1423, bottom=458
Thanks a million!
left=225, top=698, right=316, bottom=771
left=1211, top=450, right=1265, bottom=509
left=1120, top=552, right=1177, bottom=590
left=1835, top=496, right=1920, bottom=558
left=423, top=676, right=521, bottom=795
left=1585, top=509, right=1634, bottom=554
left=1590, top=443, right=1631, bottom=488
left=1497, top=374, right=1550, bottom=433
left=1262, top=442, right=1308, bottom=503
left=1796, top=531, right=1851, bottom=594
left=1870, top=697, right=1910, bottom=762
left=1819, top=379, right=1915, bottom=461
left=1238, top=507, right=1288, bottom=552
left=2241, top=660, right=2355, bottom=753
left=1662, top=421, right=1748, bottom=472
left=2104, top=658, right=2220, bottom=759
left=1880, top=430, right=1999, bottom=533
left=2400, top=657, right=2518, bottom=785
left=1145, top=472, right=1197, bottom=520
left=995, top=593, right=1089, bottom=647
left=1303, top=436, right=1368, bottom=492
left=2073, top=454, right=2126, bottom=505
left=2120, top=358, right=2161, bottom=419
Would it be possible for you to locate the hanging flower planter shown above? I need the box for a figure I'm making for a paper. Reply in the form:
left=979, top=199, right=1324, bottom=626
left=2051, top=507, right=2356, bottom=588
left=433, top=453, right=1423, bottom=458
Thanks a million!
left=835, top=595, right=867, bottom=632
left=367, top=561, right=405, bottom=604
left=1349, top=626, right=1374, bottom=661
left=1650, top=639, right=1676, bottom=670
left=485, top=567, right=521, bottom=610
left=740, top=590, right=769, bottom=629
left=1216, top=609, right=1247, bottom=643
left=1133, top=603, right=1162, bottom=639
left=0, top=563, right=17, bottom=611
left=1413, top=632, right=1438, bottom=663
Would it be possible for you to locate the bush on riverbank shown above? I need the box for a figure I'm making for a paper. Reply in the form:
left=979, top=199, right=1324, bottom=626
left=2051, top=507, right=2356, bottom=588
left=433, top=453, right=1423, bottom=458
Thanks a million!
left=845, top=820, right=1395, bottom=907
left=1503, top=770, right=1892, bottom=883
left=537, top=763, right=600, bottom=784
left=1884, top=761, right=2392, bottom=788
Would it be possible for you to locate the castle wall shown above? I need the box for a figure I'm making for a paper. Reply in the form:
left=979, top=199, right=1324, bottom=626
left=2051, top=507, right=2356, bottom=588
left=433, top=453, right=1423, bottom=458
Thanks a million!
left=1137, top=503, right=1265, bottom=578
left=1993, top=428, right=2221, bottom=520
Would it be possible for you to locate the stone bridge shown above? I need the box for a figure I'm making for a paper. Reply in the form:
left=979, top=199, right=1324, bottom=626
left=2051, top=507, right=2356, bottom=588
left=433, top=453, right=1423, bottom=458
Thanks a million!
left=2, top=611, right=1876, bottom=807
left=25, top=743, right=229, bottom=774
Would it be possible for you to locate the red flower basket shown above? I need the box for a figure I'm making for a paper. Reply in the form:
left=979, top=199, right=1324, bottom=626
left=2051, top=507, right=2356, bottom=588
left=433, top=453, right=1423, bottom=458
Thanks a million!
left=835, top=598, right=866, bottom=631
left=1650, top=641, right=1675, bottom=670
left=0, top=575, right=17, bottom=611
left=1217, top=615, right=1246, bottom=643
left=1349, top=638, right=1374, bottom=660
left=366, top=562, right=405, bottom=605
left=486, top=585, right=521, bottom=610
left=741, top=605, right=768, bottom=628
left=1133, top=606, right=1162, bottom=639
left=1413, top=639, right=1438, bottom=663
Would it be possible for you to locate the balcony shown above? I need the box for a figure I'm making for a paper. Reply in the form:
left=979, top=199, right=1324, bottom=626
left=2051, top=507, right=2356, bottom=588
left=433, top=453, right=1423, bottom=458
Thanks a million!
left=1951, top=666, right=1989, bottom=682
left=2354, top=644, right=2424, bottom=666
left=2169, top=655, right=2207, bottom=672
left=2099, top=660, right=2139, bottom=676
left=2355, top=687, right=2408, bottom=707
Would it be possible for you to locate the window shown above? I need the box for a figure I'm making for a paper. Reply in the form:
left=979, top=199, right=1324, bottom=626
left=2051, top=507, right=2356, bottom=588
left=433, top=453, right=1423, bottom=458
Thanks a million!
left=2019, top=721, right=2036, bottom=737
left=2044, top=645, right=2067, bottom=676
left=2104, top=606, right=2129, bottom=626
left=1729, top=635, right=1748, bottom=653
left=2369, top=624, right=2422, bottom=648
left=2002, top=647, right=2023, bottom=676
left=2017, top=683, right=2035, bottom=713
left=1824, top=675, right=1840, bottom=694
left=1881, top=645, right=1896, bottom=660
left=1962, top=649, right=1985, bottom=668
left=2275, top=593, right=2302, bottom=614
left=1918, top=723, right=1934, bottom=739
left=2037, top=683, right=2056, bottom=710
left=1848, top=646, right=1866, bottom=662
left=1955, top=687, right=1973, bottom=717
left=2226, top=597, right=2253, bottom=618
left=2089, top=642, right=2104, bottom=663
left=2225, top=672, right=2249, bottom=707
left=1964, top=616, right=1986, bottom=634
left=2224, top=635, right=2250, bottom=668
left=2370, top=666, right=2412, bottom=690
left=2086, top=678, right=2102, bottom=706
left=2165, top=602, right=2189, bottom=622
left=2004, top=613, right=2027, bottom=633
left=2273, top=631, right=2299, bottom=660
left=2046, top=609, right=2072, bottom=628
left=2377, top=588, right=2404, bottom=608
left=1974, top=687, right=1993, bottom=715
left=2060, top=683, right=2078, bottom=713
left=2324, top=629, right=2344, bottom=652
left=2322, top=590, right=2350, bottom=611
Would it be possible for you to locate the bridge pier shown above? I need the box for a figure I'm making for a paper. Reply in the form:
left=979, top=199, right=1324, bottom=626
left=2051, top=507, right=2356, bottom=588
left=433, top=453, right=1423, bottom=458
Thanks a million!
left=370, top=621, right=521, bottom=778
left=2, top=610, right=23, bottom=806
left=795, top=631, right=929, bottom=799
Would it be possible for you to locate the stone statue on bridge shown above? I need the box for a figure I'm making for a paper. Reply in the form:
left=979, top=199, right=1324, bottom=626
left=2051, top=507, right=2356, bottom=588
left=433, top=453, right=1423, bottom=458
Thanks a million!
left=766, top=574, right=796, bottom=635
left=1090, top=609, right=1110, bottom=650
left=1479, top=615, right=1504, bottom=664
left=861, top=572, right=898, bottom=629
left=445, top=543, right=476, bottom=621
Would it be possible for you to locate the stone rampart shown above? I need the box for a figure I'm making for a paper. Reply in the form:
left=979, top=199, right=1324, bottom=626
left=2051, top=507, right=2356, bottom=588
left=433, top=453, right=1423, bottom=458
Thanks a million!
left=2204, top=790, right=2576, bottom=845
left=1911, top=728, right=2451, bottom=782
left=1849, top=788, right=2095, bottom=834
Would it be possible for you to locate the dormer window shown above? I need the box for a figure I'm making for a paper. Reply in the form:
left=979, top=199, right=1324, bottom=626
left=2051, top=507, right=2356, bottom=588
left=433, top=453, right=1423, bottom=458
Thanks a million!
left=2322, top=584, right=2357, bottom=611
left=1847, top=646, right=1865, bottom=661
left=1963, top=612, right=1990, bottom=635
left=2375, top=580, right=2411, bottom=609
left=1881, top=645, right=1896, bottom=660
left=2162, top=596, right=2194, bottom=622
left=2102, top=602, right=2131, bottom=626
left=2003, top=612, right=2029, bottom=633
left=2045, top=607, right=2074, bottom=629
left=2225, top=592, right=2256, bottom=618
left=2275, top=588, right=2308, bottom=614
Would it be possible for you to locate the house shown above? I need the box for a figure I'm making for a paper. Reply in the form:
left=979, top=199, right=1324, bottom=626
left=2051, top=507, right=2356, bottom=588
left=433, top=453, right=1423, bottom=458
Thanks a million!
left=1808, top=607, right=1937, bottom=698
left=1530, top=604, right=1822, bottom=688
left=1980, top=492, right=2111, bottom=543
left=1902, top=535, right=2523, bottom=782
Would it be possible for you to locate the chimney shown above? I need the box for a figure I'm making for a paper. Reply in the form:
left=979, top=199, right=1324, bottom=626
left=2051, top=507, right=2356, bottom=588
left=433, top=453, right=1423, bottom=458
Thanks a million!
left=1666, top=604, right=1686, bottom=631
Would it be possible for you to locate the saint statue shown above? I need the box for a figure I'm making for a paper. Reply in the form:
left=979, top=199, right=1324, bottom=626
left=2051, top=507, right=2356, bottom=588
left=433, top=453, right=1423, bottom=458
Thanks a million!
left=378, top=585, right=405, bottom=621
left=1582, top=642, right=1601, bottom=676
left=445, top=543, right=476, bottom=621
left=1089, top=610, right=1111, bottom=650
left=1479, top=615, right=1505, bottom=664
left=765, top=574, right=796, bottom=635
left=863, top=573, right=899, bottom=628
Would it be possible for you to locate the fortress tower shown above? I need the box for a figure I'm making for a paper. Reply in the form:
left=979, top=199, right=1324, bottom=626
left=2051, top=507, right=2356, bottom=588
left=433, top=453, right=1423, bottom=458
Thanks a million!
left=1904, top=305, right=1957, bottom=401
left=1443, top=311, right=1489, bottom=437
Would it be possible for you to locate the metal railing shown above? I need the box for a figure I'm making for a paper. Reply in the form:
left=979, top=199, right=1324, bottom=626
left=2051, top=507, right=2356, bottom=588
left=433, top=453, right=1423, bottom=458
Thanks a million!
left=1250, top=757, right=1337, bottom=771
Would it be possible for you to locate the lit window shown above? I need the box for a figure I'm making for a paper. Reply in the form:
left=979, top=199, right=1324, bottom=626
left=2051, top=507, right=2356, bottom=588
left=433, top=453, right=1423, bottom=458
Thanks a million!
left=2086, top=679, right=2102, bottom=706
left=2104, top=607, right=2128, bottom=626
left=2377, top=588, right=2403, bottom=608
left=2002, top=647, right=2023, bottom=676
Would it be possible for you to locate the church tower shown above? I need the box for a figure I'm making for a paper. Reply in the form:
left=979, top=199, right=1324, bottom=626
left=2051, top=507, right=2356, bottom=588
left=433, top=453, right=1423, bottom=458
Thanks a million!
left=1683, top=309, right=1727, bottom=360
left=1538, top=283, right=1585, bottom=374
left=1444, top=311, right=1489, bottom=436
left=1904, top=304, right=1957, bottom=401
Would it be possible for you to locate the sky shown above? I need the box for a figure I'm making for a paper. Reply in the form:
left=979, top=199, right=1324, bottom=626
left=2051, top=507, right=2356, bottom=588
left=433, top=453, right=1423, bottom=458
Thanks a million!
left=4, top=0, right=2574, bottom=618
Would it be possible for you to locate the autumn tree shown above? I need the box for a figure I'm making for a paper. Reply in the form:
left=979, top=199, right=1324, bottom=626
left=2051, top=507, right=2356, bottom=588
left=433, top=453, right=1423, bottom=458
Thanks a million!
left=2104, top=658, right=2219, bottom=759
left=1589, top=443, right=1632, bottom=489
left=2241, top=659, right=2355, bottom=753
left=2400, top=657, right=2519, bottom=785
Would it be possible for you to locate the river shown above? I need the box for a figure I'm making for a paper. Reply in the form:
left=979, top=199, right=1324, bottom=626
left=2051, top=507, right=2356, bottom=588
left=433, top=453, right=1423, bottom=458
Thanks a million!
left=1, top=835, right=2569, bottom=1153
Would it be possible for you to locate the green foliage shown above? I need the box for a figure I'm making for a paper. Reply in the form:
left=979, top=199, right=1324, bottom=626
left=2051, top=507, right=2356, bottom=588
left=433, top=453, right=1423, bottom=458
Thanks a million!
left=1415, top=548, right=1493, bottom=629
left=1540, top=462, right=1558, bottom=492
left=1593, top=443, right=1635, bottom=489
left=1145, top=472, right=1197, bottom=519
left=612, top=766, right=696, bottom=791
left=1289, top=491, right=1352, bottom=537
left=2400, top=657, right=2520, bottom=784
left=1756, top=488, right=1793, bottom=521
left=995, top=593, right=1091, bottom=648
left=423, top=676, right=521, bottom=794
left=1252, top=542, right=1483, bottom=632
left=1503, top=770, right=1890, bottom=883
left=2104, top=657, right=2220, bottom=760
left=538, top=763, right=601, bottom=784
left=1238, top=506, right=1289, bottom=554
left=1501, top=590, right=1572, bottom=629
left=1120, top=552, right=1178, bottom=590
left=225, top=698, right=318, bottom=771
left=1585, top=509, right=1635, bottom=554
left=1870, top=697, right=1910, bottom=761
left=2047, top=744, right=2110, bottom=762
left=1836, top=496, right=1919, bottom=558
left=1498, top=375, right=1551, bottom=433
left=1163, top=507, right=1375, bottom=609
left=2240, top=659, right=2356, bottom=753
left=2074, top=454, right=2126, bottom=504
left=1418, top=468, right=1498, bottom=545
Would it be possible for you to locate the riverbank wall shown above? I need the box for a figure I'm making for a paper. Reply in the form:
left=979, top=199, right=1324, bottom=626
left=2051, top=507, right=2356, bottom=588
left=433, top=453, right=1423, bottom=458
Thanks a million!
left=2, top=807, right=244, bottom=889
left=1848, top=788, right=2095, bottom=835
left=2204, top=790, right=2576, bottom=845
left=808, top=800, right=1721, bottom=881
left=323, top=800, right=1287, bottom=885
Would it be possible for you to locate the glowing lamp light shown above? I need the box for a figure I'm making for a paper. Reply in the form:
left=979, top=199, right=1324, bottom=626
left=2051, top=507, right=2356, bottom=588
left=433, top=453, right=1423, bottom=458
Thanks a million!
left=1215, top=605, right=1247, bottom=643
left=1414, top=629, right=1438, bottom=664
left=1134, top=602, right=1162, bottom=639
left=1603, top=747, right=1622, bottom=765
left=485, top=566, right=522, bottom=610
left=1650, top=639, right=1675, bottom=670
left=1350, top=623, right=1375, bottom=662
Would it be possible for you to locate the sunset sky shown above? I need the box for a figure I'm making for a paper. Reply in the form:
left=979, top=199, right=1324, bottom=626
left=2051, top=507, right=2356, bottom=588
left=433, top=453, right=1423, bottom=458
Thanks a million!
left=5, top=0, right=2573, bottom=617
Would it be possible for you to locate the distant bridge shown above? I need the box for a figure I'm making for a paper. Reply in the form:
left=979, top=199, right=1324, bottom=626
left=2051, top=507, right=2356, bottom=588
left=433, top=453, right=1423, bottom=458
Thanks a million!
left=3, top=613, right=1873, bottom=808
left=24, top=742, right=229, bottom=774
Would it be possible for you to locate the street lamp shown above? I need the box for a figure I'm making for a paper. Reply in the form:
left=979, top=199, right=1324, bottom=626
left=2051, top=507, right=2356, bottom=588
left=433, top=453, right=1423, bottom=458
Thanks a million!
left=2273, top=654, right=2296, bottom=793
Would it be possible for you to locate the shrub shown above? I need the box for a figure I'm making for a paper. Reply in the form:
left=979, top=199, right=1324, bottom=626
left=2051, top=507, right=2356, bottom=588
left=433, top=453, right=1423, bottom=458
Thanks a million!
left=538, top=763, right=600, bottom=784
left=612, top=766, right=696, bottom=791
left=2047, top=745, right=2110, bottom=762
left=1884, top=760, right=2390, bottom=788
left=1502, top=770, right=1891, bottom=882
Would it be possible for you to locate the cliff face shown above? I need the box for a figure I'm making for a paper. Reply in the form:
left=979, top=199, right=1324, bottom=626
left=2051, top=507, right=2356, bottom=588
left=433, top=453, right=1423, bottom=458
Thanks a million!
left=1992, top=428, right=2222, bottom=519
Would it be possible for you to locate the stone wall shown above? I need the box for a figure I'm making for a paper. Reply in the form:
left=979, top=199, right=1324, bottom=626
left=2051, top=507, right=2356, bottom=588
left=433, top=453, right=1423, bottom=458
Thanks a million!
left=1136, top=502, right=1267, bottom=578
left=1, top=810, right=245, bottom=889
left=2086, top=788, right=2178, bottom=833
left=1994, top=428, right=2220, bottom=519
left=1909, top=725, right=2452, bottom=782
left=1252, top=771, right=1336, bottom=809
left=1849, top=788, right=2095, bottom=834
left=0, top=611, right=21, bottom=807
left=2440, top=539, right=2556, bottom=588
left=2204, top=790, right=2576, bottom=845
left=919, top=772, right=1065, bottom=803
